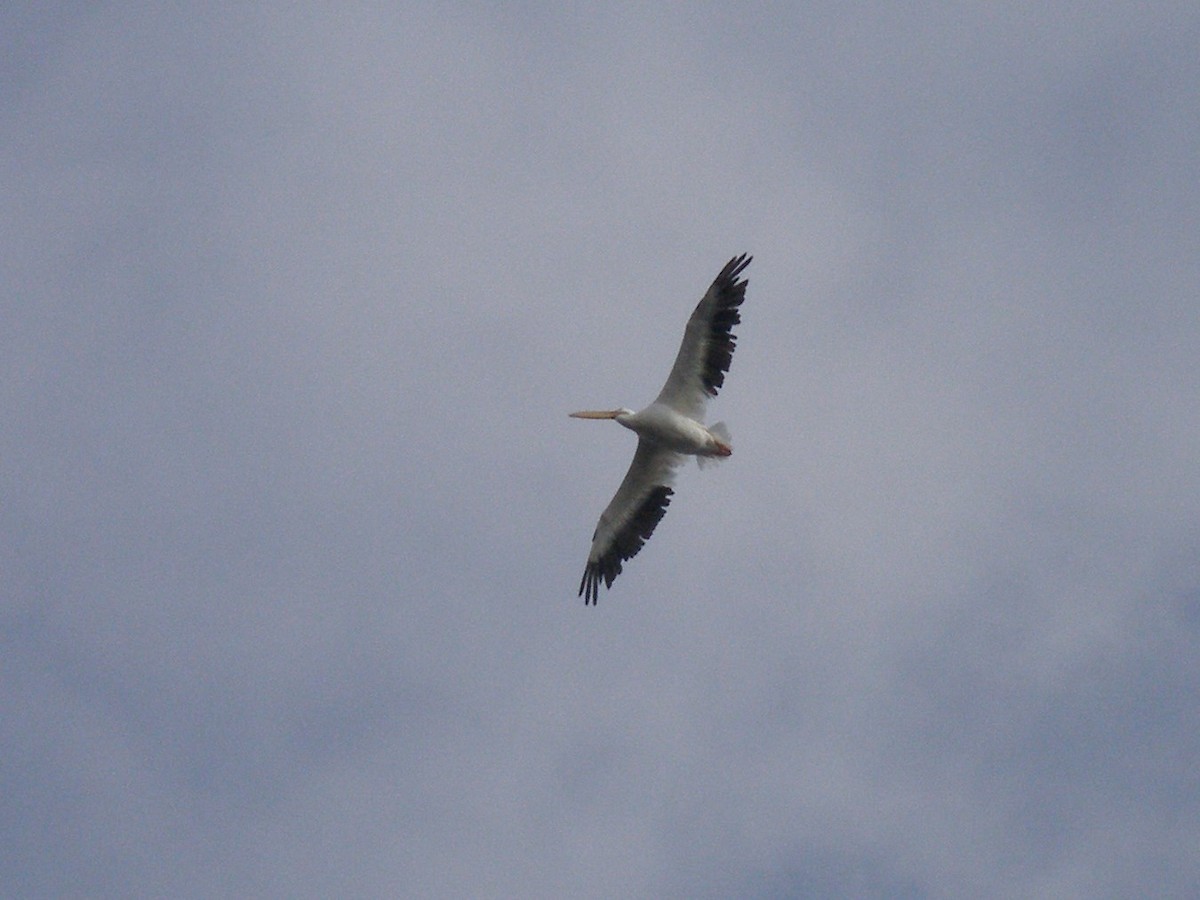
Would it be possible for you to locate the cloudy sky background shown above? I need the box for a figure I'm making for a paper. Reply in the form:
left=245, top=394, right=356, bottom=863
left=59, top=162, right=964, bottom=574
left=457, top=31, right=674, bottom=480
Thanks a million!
left=4, top=4, right=1199, bottom=897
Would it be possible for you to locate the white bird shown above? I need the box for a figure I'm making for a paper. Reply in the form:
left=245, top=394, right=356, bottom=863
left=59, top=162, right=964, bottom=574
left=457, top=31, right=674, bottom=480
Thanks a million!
left=570, top=254, right=751, bottom=604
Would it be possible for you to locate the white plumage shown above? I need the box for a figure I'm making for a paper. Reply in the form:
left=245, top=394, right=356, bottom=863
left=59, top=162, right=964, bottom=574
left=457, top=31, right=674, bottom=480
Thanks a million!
left=570, top=254, right=751, bottom=604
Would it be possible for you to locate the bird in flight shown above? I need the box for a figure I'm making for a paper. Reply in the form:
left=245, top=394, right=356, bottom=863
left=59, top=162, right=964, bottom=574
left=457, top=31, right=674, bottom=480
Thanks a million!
left=570, top=254, right=751, bottom=604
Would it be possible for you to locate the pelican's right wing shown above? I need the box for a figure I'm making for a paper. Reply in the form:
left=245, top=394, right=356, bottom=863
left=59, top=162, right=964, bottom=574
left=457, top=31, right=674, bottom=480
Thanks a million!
left=579, top=438, right=683, bottom=604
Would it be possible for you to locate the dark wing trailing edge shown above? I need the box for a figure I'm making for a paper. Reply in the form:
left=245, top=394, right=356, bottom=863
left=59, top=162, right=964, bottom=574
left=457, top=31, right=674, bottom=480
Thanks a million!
left=696, top=253, right=752, bottom=396
left=654, top=254, right=752, bottom=420
left=579, top=486, right=673, bottom=604
left=579, top=440, right=682, bottom=605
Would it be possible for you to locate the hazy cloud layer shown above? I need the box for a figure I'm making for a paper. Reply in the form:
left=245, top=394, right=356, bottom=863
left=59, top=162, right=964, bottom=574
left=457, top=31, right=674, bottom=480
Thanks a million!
left=3, top=5, right=1199, bottom=897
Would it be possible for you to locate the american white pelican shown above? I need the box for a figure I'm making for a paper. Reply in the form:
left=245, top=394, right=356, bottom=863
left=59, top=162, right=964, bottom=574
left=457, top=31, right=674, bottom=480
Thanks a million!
left=571, top=254, right=751, bottom=604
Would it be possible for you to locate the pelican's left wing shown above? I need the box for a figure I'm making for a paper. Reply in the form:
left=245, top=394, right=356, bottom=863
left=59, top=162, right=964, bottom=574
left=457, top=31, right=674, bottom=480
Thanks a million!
left=653, top=254, right=751, bottom=420
left=579, top=439, right=683, bottom=604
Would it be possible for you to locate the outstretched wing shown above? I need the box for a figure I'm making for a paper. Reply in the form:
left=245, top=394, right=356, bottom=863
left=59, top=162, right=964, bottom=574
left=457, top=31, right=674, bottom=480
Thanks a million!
left=653, top=254, right=751, bottom=421
left=579, top=439, right=683, bottom=604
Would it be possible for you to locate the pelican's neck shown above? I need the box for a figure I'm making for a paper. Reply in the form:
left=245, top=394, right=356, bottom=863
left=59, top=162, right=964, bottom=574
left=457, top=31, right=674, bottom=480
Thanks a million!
left=614, top=408, right=638, bottom=430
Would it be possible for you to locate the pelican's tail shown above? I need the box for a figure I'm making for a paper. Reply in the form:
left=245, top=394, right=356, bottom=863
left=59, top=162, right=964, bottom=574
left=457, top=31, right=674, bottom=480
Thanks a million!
left=697, top=421, right=732, bottom=470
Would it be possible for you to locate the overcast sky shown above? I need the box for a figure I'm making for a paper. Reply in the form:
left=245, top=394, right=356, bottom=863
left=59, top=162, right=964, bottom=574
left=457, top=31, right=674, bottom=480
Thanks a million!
left=3, top=4, right=1199, bottom=898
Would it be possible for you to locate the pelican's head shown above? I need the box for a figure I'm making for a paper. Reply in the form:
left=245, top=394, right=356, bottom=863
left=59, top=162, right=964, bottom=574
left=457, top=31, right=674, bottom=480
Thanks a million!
left=569, top=408, right=634, bottom=421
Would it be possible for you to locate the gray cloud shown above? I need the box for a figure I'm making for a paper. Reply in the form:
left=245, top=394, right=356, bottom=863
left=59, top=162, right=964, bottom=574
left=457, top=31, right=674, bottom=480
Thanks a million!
left=3, top=4, right=1198, bottom=897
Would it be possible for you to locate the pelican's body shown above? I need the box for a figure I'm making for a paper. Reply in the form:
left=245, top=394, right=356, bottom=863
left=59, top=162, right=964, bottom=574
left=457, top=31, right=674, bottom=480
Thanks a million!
left=576, top=404, right=732, bottom=458
left=571, top=254, right=751, bottom=604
